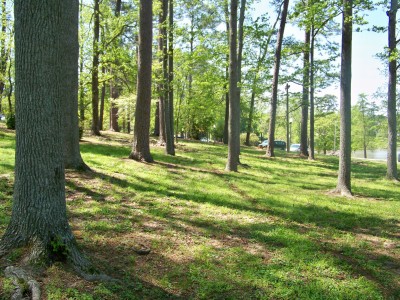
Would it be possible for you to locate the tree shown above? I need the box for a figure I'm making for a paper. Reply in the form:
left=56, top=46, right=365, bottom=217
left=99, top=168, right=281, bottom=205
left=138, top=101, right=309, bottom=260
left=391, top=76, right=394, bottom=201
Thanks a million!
left=226, top=0, right=240, bottom=171
left=0, top=0, right=91, bottom=276
left=335, top=0, right=353, bottom=197
left=300, top=28, right=310, bottom=157
left=266, top=0, right=290, bottom=157
left=91, top=0, right=101, bottom=135
left=129, top=0, right=154, bottom=162
left=386, top=0, right=398, bottom=180
left=63, top=0, right=89, bottom=171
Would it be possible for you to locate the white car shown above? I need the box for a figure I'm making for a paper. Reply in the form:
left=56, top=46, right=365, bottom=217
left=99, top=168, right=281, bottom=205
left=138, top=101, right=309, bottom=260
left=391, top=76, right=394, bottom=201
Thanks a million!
left=290, top=144, right=301, bottom=152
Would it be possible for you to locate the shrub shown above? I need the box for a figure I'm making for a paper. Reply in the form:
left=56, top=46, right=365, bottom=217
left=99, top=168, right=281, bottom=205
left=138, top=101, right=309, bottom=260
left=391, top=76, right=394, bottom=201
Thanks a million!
left=6, top=114, right=15, bottom=130
left=240, top=133, right=260, bottom=146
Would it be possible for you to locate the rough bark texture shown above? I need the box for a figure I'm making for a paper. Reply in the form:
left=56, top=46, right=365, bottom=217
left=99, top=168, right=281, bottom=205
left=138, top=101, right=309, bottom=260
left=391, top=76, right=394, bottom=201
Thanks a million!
left=1, top=0, right=90, bottom=271
left=165, top=0, right=175, bottom=155
left=309, top=25, right=315, bottom=160
left=91, top=0, right=101, bottom=136
left=225, top=0, right=240, bottom=172
left=335, top=0, right=353, bottom=196
left=387, top=0, right=398, bottom=180
left=300, top=29, right=310, bottom=157
left=129, top=0, right=153, bottom=162
left=63, top=1, right=89, bottom=171
left=266, top=0, right=289, bottom=157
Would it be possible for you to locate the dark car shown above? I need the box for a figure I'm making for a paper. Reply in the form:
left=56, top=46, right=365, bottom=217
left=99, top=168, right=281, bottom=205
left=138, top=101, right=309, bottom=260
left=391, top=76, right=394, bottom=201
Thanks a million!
left=258, top=140, right=286, bottom=150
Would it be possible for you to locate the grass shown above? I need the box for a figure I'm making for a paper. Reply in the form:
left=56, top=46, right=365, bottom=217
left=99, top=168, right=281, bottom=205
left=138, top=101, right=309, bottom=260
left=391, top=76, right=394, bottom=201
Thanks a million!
left=0, top=123, right=399, bottom=299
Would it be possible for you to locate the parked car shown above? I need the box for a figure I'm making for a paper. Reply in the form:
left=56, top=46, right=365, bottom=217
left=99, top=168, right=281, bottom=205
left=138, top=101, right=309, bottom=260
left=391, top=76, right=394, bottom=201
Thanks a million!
left=290, top=144, right=301, bottom=152
left=258, top=140, right=286, bottom=150
left=0, top=114, right=5, bottom=121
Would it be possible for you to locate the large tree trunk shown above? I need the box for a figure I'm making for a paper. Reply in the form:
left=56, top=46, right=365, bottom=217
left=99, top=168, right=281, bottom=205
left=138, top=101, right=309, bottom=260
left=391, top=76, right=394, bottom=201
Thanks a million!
left=129, top=0, right=153, bottom=162
left=266, top=0, right=289, bottom=157
left=300, top=29, right=310, bottom=157
left=165, top=0, right=175, bottom=155
left=335, top=0, right=353, bottom=196
left=1, top=0, right=90, bottom=272
left=225, top=0, right=240, bottom=172
left=63, top=0, right=89, bottom=171
left=91, top=0, right=101, bottom=136
left=387, top=0, right=398, bottom=180
left=309, top=25, right=315, bottom=160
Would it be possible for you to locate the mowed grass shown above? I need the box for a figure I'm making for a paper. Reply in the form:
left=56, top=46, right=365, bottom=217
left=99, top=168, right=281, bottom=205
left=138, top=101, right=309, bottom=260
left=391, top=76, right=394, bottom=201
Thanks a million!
left=0, top=123, right=399, bottom=299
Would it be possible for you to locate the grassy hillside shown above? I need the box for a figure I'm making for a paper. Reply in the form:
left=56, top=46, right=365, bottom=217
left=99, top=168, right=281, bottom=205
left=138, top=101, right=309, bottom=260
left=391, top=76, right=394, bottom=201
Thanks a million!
left=0, top=124, right=399, bottom=299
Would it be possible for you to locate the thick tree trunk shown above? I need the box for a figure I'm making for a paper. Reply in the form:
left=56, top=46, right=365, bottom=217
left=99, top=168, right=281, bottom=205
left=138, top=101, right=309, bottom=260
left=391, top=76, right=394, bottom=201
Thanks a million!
left=225, top=0, right=240, bottom=172
left=300, top=29, right=310, bottom=157
left=63, top=0, right=89, bottom=171
left=129, top=0, right=153, bottom=162
left=165, top=0, right=175, bottom=155
left=1, top=0, right=90, bottom=271
left=335, top=0, right=353, bottom=196
left=91, top=0, right=101, bottom=136
left=309, top=25, right=315, bottom=160
left=387, top=0, right=398, bottom=180
left=266, top=0, right=289, bottom=157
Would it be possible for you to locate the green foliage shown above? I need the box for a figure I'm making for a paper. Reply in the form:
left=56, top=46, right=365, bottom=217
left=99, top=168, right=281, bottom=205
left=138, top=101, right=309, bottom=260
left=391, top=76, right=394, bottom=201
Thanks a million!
left=5, top=114, right=15, bottom=130
left=49, top=236, right=70, bottom=262
left=240, top=132, right=259, bottom=146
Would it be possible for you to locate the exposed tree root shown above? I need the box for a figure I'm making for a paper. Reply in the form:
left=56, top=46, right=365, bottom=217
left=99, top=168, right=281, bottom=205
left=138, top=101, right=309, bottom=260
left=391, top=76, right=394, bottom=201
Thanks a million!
left=329, top=187, right=354, bottom=198
left=4, top=266, right=41, bottom=300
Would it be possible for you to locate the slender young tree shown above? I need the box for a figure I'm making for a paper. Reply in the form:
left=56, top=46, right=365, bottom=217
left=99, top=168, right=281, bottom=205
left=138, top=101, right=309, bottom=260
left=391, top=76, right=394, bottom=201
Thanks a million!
left=386, top=0, right=398, bottom=180
left=300, top=28, right=310, bottom=157
left=223, top=0, right=230, bottom=145
left=266, top=0, right=290, bottom=157
left=91, top=0, right=101, bottom=135
left=130, top=0, right=153, bottom=162
left=158, top=0, right=167, bottom=145
left=0, top=0, right=90, bottom=274
left=335, top=0, right=353, bottom=196
left=226, top=0, right=240, bottom=171
left=0, top=0, right=7, bottom=110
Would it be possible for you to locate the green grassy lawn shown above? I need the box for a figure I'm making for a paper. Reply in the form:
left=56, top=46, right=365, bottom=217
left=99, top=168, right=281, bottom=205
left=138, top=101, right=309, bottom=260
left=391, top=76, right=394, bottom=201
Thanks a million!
left=0, top=123, right=399, bottom=299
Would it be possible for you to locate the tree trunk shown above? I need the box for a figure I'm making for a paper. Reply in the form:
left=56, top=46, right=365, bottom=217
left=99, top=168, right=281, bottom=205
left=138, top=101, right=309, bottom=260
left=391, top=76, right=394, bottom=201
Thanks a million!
left=387, top=0, right=398, bottom=180
left=266, top=0, right=289, bottom=157
left=1, top=0, right=90, bottom=272
left=245, top=91, right=255, bottom=146
left=109, top=0, right=122, bottom=132
left=309, top=25, right=315, bottom=160
left=91, top=0, right=101, bottom=136
left=99, top=67, right=106, bottom=131
left=154, top=101, right=160, bottom=136
left=0, top=0, right=7, bottom=111
left=335, top=0, right=353, bottom=196
left=79, top=0, right=85, bottom=126
left=129, top=0, right=153, bottom=162
left=223, top=2, right=229, bottom=145
left=63, top=0, right=89, bottom=171
left=158, top=0, right=167, bottom=145
left=300, top=29, right=310, bottom=157
left=165, top=0, right=175, bottom=155
left=225, top=0, right=240, bottom=172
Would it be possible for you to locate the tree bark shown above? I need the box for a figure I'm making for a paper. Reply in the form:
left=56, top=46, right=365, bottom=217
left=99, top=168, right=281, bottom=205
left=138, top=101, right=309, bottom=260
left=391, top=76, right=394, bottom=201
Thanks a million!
left=266, top=0, right=289, bottom=157
left=165, top=0, right=175, bottom=155
left=91, top=0, right=101, bottom=136
left=0, top=0, right=7, bottom=112
left=129, top=0, right=153, bottom=162
left=225, top=0, right=240, bottom=172
left=245, top=91, right=255, bottom=146
left=335, top=0, right=353, bottom=196
left=154, top=101, right=160, bottom=136
left=300, top=29, right=310, bottom=157
left=309, top=24, right=315, bottom=160
left=158, top=0, right=167, bottom=144
left=63, top=0, right=89, bottom=171
left=387, top=0, right=398, bottom=180
left=1, top=0, right=90, bottom=271
left=99, top=66, right=106, bottom=131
